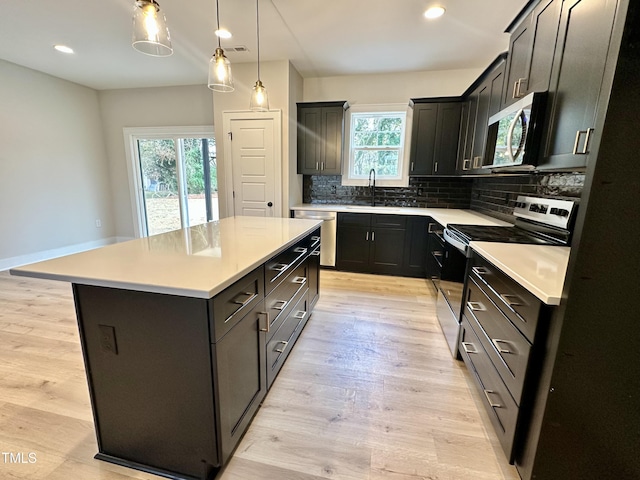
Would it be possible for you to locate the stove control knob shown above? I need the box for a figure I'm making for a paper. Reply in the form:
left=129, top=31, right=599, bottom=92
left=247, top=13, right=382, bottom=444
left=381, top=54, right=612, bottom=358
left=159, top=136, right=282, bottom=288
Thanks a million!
left=558, top=209, right=570, bottom=217
left=530, top=204, right=539, bottom=212
left=550, top=207, right=559, bottom=215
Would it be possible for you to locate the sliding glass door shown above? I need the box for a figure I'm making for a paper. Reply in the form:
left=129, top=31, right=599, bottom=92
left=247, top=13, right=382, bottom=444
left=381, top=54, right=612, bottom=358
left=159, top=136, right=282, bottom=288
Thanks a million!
left=128, top=128, right=218, bottom=237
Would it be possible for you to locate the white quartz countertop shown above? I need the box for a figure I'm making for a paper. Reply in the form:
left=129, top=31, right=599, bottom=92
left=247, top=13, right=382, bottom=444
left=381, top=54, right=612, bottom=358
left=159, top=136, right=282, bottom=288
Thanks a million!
left=470, top=242, right=571, bottom=305
left=10, top=217, right=322, bottom=299
left=291, top=204, right=511, bottom=228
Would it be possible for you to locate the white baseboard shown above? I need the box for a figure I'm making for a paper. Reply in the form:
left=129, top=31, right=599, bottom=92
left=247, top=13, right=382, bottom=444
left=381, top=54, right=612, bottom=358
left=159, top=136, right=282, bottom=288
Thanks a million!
left=1, top=237, right=123, bottom=272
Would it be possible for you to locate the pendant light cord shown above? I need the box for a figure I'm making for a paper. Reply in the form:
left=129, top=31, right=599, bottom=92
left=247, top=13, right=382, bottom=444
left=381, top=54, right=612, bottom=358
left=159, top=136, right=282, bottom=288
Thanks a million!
left=216, top=0, right=221, bottom=49
left=256, top=0, right=261, bottom=81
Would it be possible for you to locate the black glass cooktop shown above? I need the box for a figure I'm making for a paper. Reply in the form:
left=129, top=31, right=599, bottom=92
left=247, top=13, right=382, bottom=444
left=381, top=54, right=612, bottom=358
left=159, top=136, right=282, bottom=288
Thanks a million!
left=447, top=224, right=558, bottom=245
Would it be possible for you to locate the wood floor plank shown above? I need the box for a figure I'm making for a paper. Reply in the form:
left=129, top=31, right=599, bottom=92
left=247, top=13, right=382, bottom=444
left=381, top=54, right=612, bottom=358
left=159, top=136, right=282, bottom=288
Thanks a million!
left=0, top=269, right=519, bottom=479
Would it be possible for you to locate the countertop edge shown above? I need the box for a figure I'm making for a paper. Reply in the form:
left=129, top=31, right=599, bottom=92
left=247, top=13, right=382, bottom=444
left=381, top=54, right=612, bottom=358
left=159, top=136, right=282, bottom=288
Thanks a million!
left=290, top=204, right=512, bottom=227
left=469, top=242, right=568, bottom=306
left=10, top=220, right=323, bottom=299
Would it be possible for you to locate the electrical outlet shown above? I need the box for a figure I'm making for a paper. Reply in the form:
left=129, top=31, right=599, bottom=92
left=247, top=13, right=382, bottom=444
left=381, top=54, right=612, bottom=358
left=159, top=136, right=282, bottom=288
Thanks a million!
left=98, top=325, right=118, bottom=354
left=331, top=185, right=337, bottom=194
left=95, top=219, right=102, bottom=228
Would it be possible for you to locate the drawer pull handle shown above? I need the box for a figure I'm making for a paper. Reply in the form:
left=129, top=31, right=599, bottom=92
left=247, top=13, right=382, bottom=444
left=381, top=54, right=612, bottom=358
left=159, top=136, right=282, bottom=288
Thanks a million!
left=311, top=235, right=321, bottom=247
left=259, top=311, right=270, bottom=333
left=467, top=301, right=486, bottom=312
left=492, top=338, right=512, bottom=354
left=432, top=251, right=443, bottom=257
left=461, top=342, right=478, bottom=354
left=294, top=247, right=308, bottom=254
left=483, top=389, right=502, bottom=408
left=310, top=250, right=321, bottom=256
left=232, top=291, right=257, bottom=307
left=500, top=293, right=523, bottom=308
left=462, top=158, right=471, bottom=171
left=292, top=276, right=306, bottom=285
left=275, top=340, right=289, bottom=353
left=272, top=263, right=289, bottom=272
left=472, top=266, right=490, bottom=276
left=293, top=310, right=306, bottom=320
left=273, top=300, right=288, bottom=311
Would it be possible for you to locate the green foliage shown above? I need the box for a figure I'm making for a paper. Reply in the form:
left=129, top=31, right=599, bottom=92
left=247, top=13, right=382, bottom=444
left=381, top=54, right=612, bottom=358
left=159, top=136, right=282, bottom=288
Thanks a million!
left=351, top=113, right=404, bottom=176
left=139, top=137, right=217, bottom=194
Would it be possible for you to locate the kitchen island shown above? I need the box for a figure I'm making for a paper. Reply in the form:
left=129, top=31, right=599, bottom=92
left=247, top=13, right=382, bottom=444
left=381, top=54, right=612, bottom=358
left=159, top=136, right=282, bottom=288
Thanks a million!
left=10, top=216, right=322, bottom=480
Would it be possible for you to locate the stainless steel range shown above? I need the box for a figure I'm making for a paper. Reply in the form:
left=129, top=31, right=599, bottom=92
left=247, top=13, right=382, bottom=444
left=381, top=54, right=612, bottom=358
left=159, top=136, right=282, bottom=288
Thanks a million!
left=435, top=195, right=577, bottom=358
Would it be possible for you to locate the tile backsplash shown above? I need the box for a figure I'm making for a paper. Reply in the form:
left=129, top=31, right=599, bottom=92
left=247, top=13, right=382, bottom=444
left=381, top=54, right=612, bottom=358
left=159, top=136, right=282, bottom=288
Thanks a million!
left=303, top=172, right=585, bottom=222
left=470, top=173, right=585, bottom=223
left=303, top=175, right=474, bottom=209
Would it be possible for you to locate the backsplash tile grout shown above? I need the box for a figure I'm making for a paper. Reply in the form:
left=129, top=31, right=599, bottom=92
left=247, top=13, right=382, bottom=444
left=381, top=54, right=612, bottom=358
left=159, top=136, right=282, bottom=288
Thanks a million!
left=303, top=173, right=585, bottom=223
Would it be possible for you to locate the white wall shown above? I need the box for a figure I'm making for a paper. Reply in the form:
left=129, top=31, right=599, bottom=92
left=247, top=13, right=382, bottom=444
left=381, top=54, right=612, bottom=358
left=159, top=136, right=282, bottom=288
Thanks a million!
left=98, top=85, right=214, bottom=239
left=303, top=68, right=483, bottom=105
left=211, top=60, right=294, bottom=218
left=0, top=59, right=114, bottom=269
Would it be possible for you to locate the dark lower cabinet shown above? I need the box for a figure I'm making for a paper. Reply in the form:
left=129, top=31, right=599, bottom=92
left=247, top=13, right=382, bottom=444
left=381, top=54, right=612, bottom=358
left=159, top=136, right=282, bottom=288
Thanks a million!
left=213, top=300, right=267, bottom=464
left=459, top=252, right=550, bottom=468
left=425, top=220, right=444, bottom=290
left=336, top=213, right=428, bottom=277
left=73, top=230, right=321, bottom=480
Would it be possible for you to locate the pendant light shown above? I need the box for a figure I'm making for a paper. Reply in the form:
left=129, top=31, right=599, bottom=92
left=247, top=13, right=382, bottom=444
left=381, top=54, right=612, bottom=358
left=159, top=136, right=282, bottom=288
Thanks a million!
left=208, top=0, right=234, bottom=92
left=132, top=0, right=173, bottom=57
left=249, top=0, right=269, bottom=111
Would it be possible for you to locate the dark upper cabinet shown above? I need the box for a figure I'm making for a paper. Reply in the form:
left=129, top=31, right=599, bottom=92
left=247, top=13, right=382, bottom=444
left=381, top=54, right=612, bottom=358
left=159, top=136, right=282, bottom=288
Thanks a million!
left=297, top=101, right=347, bottom=175
left=457, top=96, right=477, bottom=173
left=538, top=0, right=619, bottom=170
left=409, top=100, right=462, bottom=176
left=458, top=53, right=506, bottom=174
left=502, top=0, right=562, bottom=108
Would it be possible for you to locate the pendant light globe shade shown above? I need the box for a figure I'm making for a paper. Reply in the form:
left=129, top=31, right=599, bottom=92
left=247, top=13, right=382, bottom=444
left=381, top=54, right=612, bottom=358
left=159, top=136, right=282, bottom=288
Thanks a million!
left=132, top=0, right=173, bottom=57
left=208, top=48, right=234, bottom=92
left=250, top=80, right=269, bottom=111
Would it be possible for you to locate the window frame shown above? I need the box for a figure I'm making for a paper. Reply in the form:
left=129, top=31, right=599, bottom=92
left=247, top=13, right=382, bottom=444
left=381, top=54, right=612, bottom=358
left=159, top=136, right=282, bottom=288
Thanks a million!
left=342, top=103, right=412, bottom=187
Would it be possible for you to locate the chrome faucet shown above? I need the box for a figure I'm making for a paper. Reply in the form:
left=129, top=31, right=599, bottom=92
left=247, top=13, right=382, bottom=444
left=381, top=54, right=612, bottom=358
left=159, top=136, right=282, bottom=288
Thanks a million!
left=368, top=168, right=376, bottom=207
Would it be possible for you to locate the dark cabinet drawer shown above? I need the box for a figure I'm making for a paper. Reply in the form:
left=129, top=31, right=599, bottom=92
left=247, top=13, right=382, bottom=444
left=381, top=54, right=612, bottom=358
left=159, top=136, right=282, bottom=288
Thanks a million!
left=465, top=277, right=532, bottom=405
left=266, top=287, right=309, bottom=388
left=264, top=261, right=308, bottom=342
left=371, top=214, right=407, bottom=229
left=210, top=266, right=264, bottom=342
left=338, top=212, right=372, bottom=227
left=459, top=315, right=519, bottom=461
left=265, top=240, right=309, bottom=295
left=470, top=255, right=542, bottom=343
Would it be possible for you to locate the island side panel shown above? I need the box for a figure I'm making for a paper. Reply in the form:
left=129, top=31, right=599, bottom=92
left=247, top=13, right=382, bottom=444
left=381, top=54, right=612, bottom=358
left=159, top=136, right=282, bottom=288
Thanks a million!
left=73, top=284, right=219, bottom=479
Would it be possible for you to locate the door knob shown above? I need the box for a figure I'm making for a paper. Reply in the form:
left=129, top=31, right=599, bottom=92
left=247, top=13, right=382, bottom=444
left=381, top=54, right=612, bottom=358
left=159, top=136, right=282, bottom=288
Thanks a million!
left=267, top=202, right=273, bottom=207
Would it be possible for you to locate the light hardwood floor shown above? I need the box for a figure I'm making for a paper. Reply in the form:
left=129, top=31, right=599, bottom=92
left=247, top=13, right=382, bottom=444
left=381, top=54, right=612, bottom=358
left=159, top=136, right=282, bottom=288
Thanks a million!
left=0, top=270, right=519, bottom=480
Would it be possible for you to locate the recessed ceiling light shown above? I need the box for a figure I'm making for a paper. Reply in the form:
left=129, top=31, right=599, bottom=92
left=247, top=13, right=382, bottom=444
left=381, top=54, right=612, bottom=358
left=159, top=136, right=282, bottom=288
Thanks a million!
left=54, top=44, right=75, bottom=54
left=424, top=6, right=446, bottom=19
left=215, top=29, right=232, bottom=39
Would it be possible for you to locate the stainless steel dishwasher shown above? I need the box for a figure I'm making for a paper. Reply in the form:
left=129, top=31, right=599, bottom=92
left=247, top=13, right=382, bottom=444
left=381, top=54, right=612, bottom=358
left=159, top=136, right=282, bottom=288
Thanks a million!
left=293, top=210, right=336, bottom=267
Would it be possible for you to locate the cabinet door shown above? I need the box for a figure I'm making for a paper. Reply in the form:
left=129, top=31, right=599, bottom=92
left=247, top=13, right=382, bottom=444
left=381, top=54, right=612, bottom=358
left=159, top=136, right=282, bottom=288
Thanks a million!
left=336, top=225, right=371, bottom=272
left=370, top=227, right=406, bottom=275
left=488, top=63, right=506, bottom=118
left=214, top=301, right=267, bottom=464
left=539, top=0, right=618, bottom=170
left=307, top=247, right=320, bottom=309
left=402, top=217, right=428, bottom=278
left=297, top=107, right=322, bottom=174
left=434, top=103, right=463, bottom=175
left=522, top=0, right=562, bottom=95
left=471, top=83, right=491, bottom=169
left=502, top=17, right=533, bottom=107
left=459, top=97, right=478, bottom=173
left=321, top=107, right=344, bottom=174
left=409, top=103, right=438, bottom=175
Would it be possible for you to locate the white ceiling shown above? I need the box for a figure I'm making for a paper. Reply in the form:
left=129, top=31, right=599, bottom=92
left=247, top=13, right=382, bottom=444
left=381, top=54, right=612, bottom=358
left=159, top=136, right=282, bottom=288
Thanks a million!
left=0, top=0, right=529, bottom=91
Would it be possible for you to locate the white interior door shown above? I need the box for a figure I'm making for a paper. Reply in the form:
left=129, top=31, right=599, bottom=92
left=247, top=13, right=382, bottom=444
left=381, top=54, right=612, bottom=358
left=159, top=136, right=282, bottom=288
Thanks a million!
left=224, top=112, right=281, bottom=217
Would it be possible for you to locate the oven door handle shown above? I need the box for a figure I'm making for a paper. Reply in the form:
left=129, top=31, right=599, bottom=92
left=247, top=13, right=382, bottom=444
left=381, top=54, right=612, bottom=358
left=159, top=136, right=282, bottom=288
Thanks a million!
left=443, top=229, right=467, bottom=254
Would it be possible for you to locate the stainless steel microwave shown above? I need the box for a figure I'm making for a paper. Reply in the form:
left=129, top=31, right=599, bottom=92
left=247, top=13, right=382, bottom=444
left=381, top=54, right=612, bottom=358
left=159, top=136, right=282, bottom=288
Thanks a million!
left=487, top=92, right=547, bottom=170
